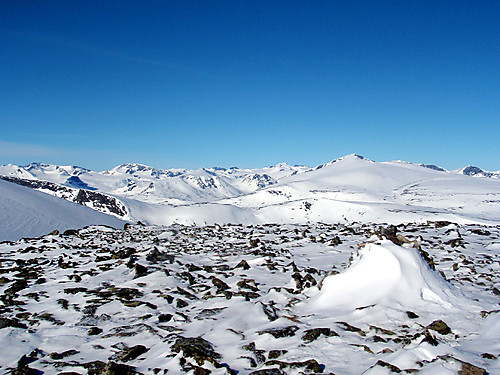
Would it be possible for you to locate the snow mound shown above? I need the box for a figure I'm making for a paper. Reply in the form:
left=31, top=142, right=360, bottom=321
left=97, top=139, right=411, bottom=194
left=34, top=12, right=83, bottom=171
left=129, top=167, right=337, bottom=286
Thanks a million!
left=308, top=240, right=458, bottom=312
left=0, top=180, right=126, bottom=241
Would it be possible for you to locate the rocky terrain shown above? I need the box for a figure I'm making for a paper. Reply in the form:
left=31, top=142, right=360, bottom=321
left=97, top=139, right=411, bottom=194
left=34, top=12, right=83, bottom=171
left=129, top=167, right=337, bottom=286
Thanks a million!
left=1, top=221, right=498, bottom=374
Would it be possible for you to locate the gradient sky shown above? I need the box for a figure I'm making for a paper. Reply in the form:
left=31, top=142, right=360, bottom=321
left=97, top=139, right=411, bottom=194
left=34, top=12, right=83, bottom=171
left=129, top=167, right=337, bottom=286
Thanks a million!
left=1, top=1, right=499, bottom=171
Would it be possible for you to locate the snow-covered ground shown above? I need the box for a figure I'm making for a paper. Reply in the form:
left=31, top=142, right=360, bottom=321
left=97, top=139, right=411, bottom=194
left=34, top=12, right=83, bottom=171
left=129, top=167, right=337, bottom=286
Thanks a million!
left=1, top=155, right=499, bottom=234
left=0, top=222, right=498, bottom=374
left=0, top=180, right=126, bottom=241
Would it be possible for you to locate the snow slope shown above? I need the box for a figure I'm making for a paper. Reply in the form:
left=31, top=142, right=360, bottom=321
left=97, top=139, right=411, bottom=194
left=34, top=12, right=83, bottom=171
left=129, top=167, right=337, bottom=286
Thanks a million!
left=1, top=154, right=499, bottom=226
left=0, top=180, right=126, bottom=241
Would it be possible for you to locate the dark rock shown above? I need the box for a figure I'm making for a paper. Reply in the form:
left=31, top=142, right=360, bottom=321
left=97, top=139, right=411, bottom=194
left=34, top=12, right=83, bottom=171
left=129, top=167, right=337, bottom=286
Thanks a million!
left=134, top=264, right=149, bottom=278
left=171, top=337, right=221, bottom=366
left=105, top=361, right=139, bottom=374
left=146, top=248, right=174, bottom=263
left=264, top=359, right=323, bottom=373
left=212, top=277, right=230, bottom=291
left=176, top=299, right=189, bottom=308
left=258, top=326, right=299, bottom=338
left=113, top=287, right=143, bottom=300
left=158, top=313, right=173, bottom=323
left=374, top=360, right=401, bottom=373
left=250, top=239, right=260, bottom=248
left=336, top=322, right=366, bottom=336
left=62, top=229, right=79, bottom=236
left=268, top=350, right=287, bottom=359
left=459, top=362, right=487, bottom=375
left=249, top=370, right=285, bottom=375
left=421, top=330, right=438, bottom=346
left=49, top=352, right=63, bottom=360
left=0, top=317, right=28, bottom=329
left=118, top=345, right=149, bottom=362
left=261, top=302, right=279, bottom=322
left=88, top=327, right=103, bottom=335
left=330, top=236, right=342, bottom=246
left=112, top=247, right=136, bottom=260
left=427, top=320, right=452, bottom=335
left=434, top=221, right=453, bottom=228
left=83, top=360, right=107, bottom=375
left=235, top=260, right=251, bottom=270
left=302, top=328, right=338, bottom=343
left=481, top=353, right=497, bottom=360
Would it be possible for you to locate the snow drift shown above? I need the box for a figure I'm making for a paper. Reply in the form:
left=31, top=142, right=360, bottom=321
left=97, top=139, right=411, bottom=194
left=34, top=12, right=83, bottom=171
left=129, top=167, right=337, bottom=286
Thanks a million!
left=308, top=240, right=459, bottom=312
left=0, top=180, right=126, bottom=241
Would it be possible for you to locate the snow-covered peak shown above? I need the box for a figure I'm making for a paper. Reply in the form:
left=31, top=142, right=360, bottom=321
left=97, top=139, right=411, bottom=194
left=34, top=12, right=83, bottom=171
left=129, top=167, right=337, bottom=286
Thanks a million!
left=456, top=165, right=500, bottom=178
left=314, top=153, right=371, bottom=170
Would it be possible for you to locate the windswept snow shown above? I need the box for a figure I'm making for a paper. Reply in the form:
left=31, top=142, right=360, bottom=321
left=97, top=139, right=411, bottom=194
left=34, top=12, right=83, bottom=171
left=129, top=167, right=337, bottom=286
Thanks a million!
left=0, top=180, right=126, bottom=241
left=307, top=240, right=458, bottom=312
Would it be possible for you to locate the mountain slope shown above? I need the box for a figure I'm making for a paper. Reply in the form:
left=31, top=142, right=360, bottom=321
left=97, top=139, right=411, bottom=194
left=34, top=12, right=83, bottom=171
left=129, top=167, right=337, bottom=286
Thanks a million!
left=1, top=154, right=499, bottom=226
left=0, top=180, right=126, bottom=241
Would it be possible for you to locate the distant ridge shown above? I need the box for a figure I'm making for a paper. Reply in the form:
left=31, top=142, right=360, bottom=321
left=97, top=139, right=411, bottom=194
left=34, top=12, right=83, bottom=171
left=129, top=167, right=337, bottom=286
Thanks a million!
left=1, top=154, right=499, bottom=228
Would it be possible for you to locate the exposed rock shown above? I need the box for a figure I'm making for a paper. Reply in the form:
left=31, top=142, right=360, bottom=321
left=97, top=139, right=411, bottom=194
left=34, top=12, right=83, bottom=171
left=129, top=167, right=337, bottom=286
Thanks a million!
left=459, top=362, right=487, bottom=375
left=88, top=326, right=103, bottom=335
left=105, top=361, right=139, bottom=375
left=427, top=320, right=452, bottom=335
left=171, top=337, right=222, bottom=366
left=302, top=328, right=338, bottom=343
left=258, top=326, right=299, bottom=338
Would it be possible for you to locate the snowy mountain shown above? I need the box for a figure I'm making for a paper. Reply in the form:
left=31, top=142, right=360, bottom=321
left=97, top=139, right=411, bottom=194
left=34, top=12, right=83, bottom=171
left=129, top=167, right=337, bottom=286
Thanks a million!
left=0, top=179, right=125, bottom=241
left=456, top=165, right=500, bottom=179
left=1, top=154, right=499, bottom=229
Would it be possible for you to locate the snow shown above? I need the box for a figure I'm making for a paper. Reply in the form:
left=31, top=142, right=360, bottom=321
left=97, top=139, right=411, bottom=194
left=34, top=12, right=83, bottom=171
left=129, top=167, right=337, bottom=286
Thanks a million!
left=0, top=222, right=498, bottom=374
left=307, top=240, right=457, bottom=312
left=1, top=154, right=499, bottom=228
left=0, top=179, right=126, bottom=241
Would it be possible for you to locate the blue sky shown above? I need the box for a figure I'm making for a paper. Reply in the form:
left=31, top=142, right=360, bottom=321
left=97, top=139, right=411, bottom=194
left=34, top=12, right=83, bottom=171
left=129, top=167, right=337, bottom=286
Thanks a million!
left=1, top=1, right=499, bottom=171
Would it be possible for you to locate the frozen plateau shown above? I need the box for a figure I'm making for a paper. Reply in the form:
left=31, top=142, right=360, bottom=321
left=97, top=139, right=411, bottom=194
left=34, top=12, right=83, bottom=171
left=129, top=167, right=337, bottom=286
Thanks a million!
left=0, top=154, right=499, bottom=374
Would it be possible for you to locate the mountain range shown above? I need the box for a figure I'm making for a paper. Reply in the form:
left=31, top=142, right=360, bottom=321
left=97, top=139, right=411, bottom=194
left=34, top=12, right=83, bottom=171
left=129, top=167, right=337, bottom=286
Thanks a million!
left=1, top=154, right=499, bottom=239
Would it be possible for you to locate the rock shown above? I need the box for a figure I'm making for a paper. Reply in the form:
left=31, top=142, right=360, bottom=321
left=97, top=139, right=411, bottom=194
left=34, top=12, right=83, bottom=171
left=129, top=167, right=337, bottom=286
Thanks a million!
left=83, top=360, right=107, bottom=374
left=374, top=360, right=401, bottom=373
left=427, top=320, right=452, bottom=335
left=258, top=326, right=299, bottom=338
left=302, top=328, right=337, bottom=343
left=105, top=361, right=139, bottom=374
left=62, top=229, right=79, bottom=236
left=261, top=302, right=279, bottom=322
left=146, top=247, right=174, bottom=263
left=481, top=353, right=497, bottom=360
left=118, top=345, right=149, bottom=362
left=235, top=260, right=251, bottom=270
left=421, top=329, right=438, bottom=346
left=88, top=326, right=103, bottom=335
left=264, top=359, right=323, bottom=373
left=0, top=317, right=28, bottom=329
left=134, top=264, right=149, bottom=278
left=459, top=362, right=487, bottom=375
left=330, top=236, right=342, bottom=246
left=268, top=350, right=287, bottom=359
left=49, top=352, right=63, bottom=360
left=336, top=322, right=366, bottom=336
left=171, top=337, right=222, bottom=366
left=158, top=313, right=173, bottom=323
left=212, top=277, right=230, bottom=291
left=249, top=369, right=285, bottom=375
left=250, top=238, right=260, bottom=248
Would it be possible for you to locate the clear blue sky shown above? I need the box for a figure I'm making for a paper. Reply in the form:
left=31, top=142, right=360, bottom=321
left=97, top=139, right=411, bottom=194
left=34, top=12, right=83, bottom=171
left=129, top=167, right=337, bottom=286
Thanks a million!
left=1, top=1, right=499, bottom=171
